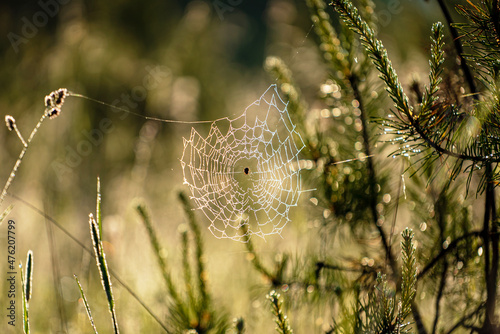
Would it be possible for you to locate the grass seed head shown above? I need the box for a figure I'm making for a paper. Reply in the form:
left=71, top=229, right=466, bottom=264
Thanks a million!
left=5, top=115, right=15, bottom=131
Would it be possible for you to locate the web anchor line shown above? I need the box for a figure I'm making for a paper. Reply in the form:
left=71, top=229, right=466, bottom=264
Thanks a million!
left=7, top=85, right=316, bottom=242
left=4, top=85, right=376, bottom=241
left=73, top=86, right=347, bottom=241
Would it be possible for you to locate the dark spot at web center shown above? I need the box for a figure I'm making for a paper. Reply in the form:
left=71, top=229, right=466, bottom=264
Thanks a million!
left=244, top=167, right=249, bottom=175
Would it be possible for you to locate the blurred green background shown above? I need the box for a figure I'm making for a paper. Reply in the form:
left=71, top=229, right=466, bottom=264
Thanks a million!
left=0, top=0, right=449, bottom=332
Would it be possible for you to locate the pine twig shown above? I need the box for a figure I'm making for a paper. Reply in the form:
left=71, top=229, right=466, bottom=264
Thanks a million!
left=267, top=290, right=293, bottom=334
left=178, top=192, right=211, bottom=313
left=136, top=203, right=185, bottom=310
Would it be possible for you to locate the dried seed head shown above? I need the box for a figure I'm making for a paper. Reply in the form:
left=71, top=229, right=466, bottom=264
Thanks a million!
left=44, top=88, right=68, bottom=119
left=54, top=88, right=68, bottom=106
left=44, top=95, right=52, bottom=107
left=45, top=88, right=68, bottom=109
left=5, top=115, right=15, bottom=131
left=47, top=107, right=61, bottom=119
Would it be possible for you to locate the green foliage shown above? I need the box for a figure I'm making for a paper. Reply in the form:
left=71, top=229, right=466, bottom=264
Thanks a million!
left=455, top=0, right=500, bottom=81
left=74, top=275, right=99, bottom=334
left=89, top=211, right=119, bottom=333
left=399, top=229, right=417, bottom=323
left=20, top=250, right=33, bottom=334
left=330, top=229, right=416, bottom=334
left=329, top=0, right=500, bottom=331
left=136, top=194, right=229, bottom=334
left=267, top=290, right=293, bottom=334
left=421, top=22, right=445, bottom=115
left=4, top=0, right=500, bottom=333
left=332, top=0, right=500, bottom=193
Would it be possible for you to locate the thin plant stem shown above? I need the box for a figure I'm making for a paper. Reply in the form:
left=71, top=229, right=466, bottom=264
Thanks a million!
left=74, top=275, right=99, bottom=334
left=0, top=113, right=47, bottom=206
left=483, top=163, right=498, bottom=332
left=241, top=224, right=276, bottom=283
left=417, top=230, right=482, bottom=279
left=349, top=75, right=398, bottom=277
left=44, top=207, right=68, bottom=333
left=431, top=261, right=448, bottom=334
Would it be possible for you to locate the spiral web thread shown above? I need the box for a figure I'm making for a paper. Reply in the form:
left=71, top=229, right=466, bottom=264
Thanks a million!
left=180, top=85, right=306, bottom=241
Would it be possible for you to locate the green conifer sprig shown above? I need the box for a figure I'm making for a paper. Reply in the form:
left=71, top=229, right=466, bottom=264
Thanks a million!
left=307, top=0, right=350, bottom=74
left=330, top=0, right=413, bottom=118
left=421, top=22, right=445, bottom=115
left=136, top=202, right=189, bottom=328
left=399, top=228, right=416, bottom=323
left=178, top=192, right=210, bottom=313
left=137, top=199, right=230, bottom=333
left=352, top=229, right=416, bottom=334
left=267, top=290, right=294, bottom=334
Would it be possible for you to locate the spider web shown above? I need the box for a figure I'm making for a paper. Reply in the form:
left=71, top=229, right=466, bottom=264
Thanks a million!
left=180, top=84, right=306, bottom=241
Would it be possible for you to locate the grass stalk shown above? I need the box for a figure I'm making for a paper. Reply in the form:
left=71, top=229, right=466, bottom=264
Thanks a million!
left=74, top=275, right=99, bottom=334
left=1, top=88, right=68, bottom=206
left=89, top=214, right=119, bottom=334
left=21, top=250, right=33, bottom=334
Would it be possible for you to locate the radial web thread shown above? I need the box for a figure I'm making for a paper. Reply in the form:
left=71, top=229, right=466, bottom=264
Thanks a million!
left=180, top=85, right=306, bottom=241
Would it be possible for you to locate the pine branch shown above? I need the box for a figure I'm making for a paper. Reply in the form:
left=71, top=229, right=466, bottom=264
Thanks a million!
left=431, top=261, right=448, bottom=334
left=241, top=224, right=277, bottom=284
left=417, top=230, right=482, bottom=279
